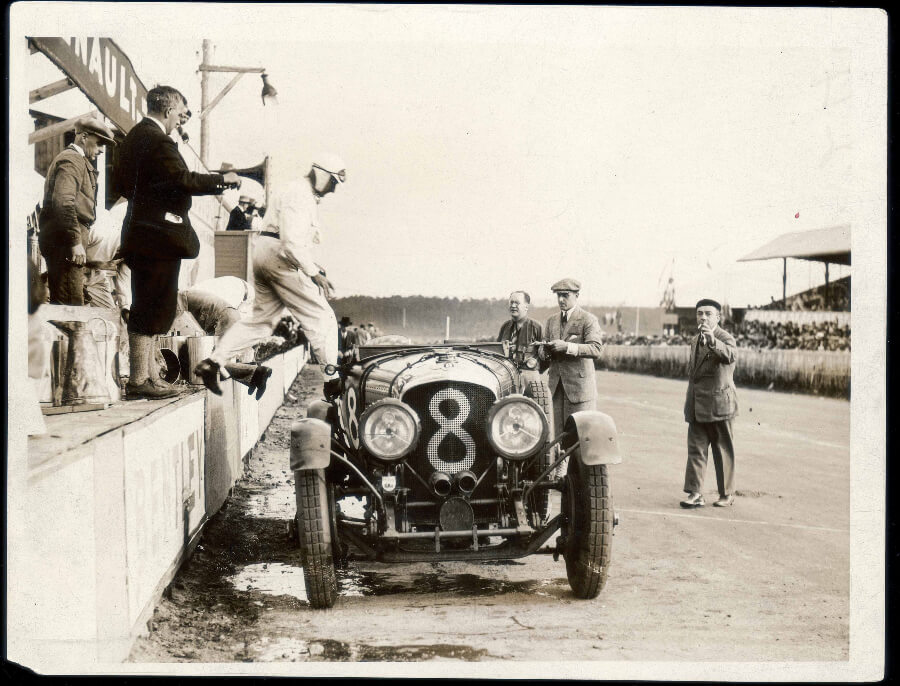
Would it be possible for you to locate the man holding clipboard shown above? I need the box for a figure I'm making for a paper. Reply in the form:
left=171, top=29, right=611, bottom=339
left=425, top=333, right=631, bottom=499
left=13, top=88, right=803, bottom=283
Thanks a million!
left=539, top=278, right=605, bottom=458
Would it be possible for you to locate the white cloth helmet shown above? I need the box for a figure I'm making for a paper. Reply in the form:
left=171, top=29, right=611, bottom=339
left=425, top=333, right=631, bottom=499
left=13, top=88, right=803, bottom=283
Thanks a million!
left=311, top=153, right=346, bottom=184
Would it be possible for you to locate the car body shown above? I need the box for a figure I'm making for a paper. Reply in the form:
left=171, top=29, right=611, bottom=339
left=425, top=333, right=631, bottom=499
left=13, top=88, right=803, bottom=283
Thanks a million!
left=289, top=339, right=622, bottom=608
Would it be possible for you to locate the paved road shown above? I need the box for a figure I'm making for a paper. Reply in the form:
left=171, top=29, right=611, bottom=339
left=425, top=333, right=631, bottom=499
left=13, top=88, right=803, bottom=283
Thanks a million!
left=129, top=368, right=849, bottom=667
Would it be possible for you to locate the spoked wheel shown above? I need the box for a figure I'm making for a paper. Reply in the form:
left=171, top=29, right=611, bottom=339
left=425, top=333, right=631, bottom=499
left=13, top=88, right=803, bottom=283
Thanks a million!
left=295, top=469, right=338, bottom=608
left=561, top=457, right=613, bottom=599
left=524, top=378, right=553, bottom=521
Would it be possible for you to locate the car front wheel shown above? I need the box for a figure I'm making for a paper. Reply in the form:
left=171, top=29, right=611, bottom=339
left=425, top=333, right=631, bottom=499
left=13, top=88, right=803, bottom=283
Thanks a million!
left=562, top=458, right=613, bottom=599
left=295, top=469, right=338, bottom=608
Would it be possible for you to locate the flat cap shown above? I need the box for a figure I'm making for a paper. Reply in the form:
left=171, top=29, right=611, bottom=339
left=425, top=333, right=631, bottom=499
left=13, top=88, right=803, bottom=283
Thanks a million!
left=551, top=278, right=581, bottom=293
left=238, top=195, right=253, bottom=204
left=75, top=116, right=116, bottom=144
left=695, top=298, right=722, bottom=311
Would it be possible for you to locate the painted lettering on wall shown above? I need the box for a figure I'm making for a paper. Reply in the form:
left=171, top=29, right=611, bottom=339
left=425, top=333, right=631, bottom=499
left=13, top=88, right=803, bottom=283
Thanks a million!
left=29, top=37, right=149, bottom=133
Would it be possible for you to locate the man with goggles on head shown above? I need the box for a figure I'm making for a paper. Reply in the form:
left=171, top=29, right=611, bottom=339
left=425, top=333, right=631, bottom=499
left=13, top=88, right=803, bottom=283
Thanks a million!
left=195, top=153, right=347, bottom=400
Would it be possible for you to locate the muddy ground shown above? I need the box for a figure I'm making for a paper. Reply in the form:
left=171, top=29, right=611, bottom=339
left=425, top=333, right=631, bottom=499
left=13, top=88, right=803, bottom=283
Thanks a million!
left=128, top=366, right=849, bottom=668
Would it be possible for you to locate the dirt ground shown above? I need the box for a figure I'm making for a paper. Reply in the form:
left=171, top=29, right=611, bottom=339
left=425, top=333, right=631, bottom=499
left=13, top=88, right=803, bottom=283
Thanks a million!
left=128, top=366, right=849, bottom=667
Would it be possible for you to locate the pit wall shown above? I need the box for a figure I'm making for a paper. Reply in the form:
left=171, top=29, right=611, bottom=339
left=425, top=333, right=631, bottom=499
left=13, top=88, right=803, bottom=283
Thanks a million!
left=9, top=346, right=307, bottom=672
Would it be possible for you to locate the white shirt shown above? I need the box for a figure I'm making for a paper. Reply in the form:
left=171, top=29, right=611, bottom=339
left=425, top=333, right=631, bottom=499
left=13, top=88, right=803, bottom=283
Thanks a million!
left=263, top=179, right=322, bottom=277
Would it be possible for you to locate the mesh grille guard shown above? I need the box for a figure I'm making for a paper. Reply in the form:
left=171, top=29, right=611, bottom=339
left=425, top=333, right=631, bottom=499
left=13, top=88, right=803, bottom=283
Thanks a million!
left=402, top=381, right=495, bottom=475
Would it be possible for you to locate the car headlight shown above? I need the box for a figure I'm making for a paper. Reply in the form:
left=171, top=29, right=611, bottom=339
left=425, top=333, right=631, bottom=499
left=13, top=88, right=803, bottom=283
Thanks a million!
left=486, top=395, right=548, bottom=460
left=359, top=399, right=420, bottom=460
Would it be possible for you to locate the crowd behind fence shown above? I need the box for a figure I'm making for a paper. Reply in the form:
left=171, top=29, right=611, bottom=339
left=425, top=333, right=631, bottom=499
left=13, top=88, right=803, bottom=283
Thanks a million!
left=604, top=317, right=850, bottom=352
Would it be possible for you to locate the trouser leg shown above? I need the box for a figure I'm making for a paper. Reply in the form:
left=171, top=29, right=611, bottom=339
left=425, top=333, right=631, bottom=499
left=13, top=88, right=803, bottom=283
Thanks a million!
left=267, top=266, right=338, bottom=369
left=46, top=250, right=85, bottom=305
left=684, top=421, right=712, bottom=494
left=209, top=273, right=285, bottom=367
left=709, top=419, right=735, bottom=497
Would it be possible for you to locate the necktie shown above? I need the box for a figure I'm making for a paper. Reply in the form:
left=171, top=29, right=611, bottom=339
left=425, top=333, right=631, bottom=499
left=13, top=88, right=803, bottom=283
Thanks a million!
left=561, top=311, right=568, bottom=328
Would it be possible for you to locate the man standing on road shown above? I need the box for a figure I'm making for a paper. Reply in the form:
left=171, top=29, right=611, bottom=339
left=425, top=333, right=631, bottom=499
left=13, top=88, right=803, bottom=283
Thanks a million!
left=680, top=298, right=738, bottom=509
left=539, top=278, right=604, bottom=446
left=194, top=154, right=346, bottom=399
left=38, top=116, right=116, bottom=305
left=497, top=290, right=543, bottom=369
left=114, top=85, right=240, bottom=400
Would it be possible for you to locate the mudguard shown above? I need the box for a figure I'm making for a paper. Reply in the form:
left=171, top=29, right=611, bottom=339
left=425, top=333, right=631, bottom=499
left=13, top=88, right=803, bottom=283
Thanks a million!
left=306, top=399, right=331, bottom=422
left=564, top=411, right=623, bottom=466
left=289, top=418, right=332, bottom=471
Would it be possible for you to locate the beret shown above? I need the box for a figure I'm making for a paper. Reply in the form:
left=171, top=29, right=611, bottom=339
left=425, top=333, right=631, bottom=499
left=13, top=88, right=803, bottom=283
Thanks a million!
left=551, top=278, right=581, bottom=292
left=75, top=117, right=115, bottom=144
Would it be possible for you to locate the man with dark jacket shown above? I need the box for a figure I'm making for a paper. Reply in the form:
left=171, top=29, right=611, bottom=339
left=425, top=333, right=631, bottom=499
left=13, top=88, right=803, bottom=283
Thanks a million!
left=39, top=117, right=116, bottom=304
left=113, top=85, right=240, bottom=399
left=680, top=298, right=739, bottom=509
left=497, top=290, right=543, bottom=369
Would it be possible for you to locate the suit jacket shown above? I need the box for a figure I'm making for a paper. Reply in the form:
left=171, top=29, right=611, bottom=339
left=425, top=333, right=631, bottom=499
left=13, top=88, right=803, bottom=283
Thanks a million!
left=684, top=326, right=738, bottom=423
left=544, top=306, right=604, bottom=403
left=39, top=145, right=98, bottom=251
left=113, top=117, right=224, bottom=258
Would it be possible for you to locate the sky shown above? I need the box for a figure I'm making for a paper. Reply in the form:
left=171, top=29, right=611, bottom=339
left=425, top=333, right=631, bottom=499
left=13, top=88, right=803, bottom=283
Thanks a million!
left=12, top=4, right=881, bottom=307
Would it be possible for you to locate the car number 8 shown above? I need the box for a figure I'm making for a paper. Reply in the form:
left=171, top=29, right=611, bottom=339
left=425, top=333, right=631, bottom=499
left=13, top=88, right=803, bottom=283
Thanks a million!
left=427, top=388, right=475, bottom=472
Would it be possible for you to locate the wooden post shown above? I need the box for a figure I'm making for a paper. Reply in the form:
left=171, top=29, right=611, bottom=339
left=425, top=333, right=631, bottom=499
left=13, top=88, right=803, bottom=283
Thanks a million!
left=200, top=40, right=212, bottom=167
left=825, top=262, right=830, bottom=309
left=445, top=316, right=450, bottom=341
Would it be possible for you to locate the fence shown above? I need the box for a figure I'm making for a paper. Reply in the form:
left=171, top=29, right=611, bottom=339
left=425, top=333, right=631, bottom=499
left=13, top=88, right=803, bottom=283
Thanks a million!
left=598, top=345, right=850, bottom=398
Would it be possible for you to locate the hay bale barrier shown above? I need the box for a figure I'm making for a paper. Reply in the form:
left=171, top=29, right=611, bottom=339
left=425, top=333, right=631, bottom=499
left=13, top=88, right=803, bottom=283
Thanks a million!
left=597, top=345, right=850, bottom=398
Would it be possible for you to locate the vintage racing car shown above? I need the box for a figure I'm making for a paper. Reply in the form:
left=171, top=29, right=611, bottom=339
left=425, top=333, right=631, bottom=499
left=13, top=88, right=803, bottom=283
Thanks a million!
left=288, top=339, right=622, bottom=608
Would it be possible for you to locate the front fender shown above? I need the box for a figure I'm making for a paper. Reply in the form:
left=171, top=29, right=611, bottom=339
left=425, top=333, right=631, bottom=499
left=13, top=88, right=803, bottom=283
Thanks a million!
left=289, top=418, right=332, bottom=471
left=564, top=411, right=623, bottom=466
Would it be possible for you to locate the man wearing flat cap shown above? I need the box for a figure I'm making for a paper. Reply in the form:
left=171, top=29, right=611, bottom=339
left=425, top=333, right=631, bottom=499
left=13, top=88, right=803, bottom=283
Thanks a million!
left=539, top=278, right=604, bottom=460
left=680, top=298, right=738, bottom=509
left=39, top=116, right=116, bottom=305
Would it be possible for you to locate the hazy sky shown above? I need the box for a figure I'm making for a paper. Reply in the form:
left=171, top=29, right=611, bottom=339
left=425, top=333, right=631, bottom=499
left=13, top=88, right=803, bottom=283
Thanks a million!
left=14, top=4, right=880, bottom=307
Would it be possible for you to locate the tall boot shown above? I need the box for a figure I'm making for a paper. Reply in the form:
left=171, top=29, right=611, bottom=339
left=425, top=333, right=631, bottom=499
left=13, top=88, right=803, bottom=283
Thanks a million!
left=128, top=333, right=149, bottom=386
left=126, top=333, right=177, bottom=400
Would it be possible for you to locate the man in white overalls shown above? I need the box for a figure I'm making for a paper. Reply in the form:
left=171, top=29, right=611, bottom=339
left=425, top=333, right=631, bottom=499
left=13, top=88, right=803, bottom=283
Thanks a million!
left=194, top=154, right=345, bottom=398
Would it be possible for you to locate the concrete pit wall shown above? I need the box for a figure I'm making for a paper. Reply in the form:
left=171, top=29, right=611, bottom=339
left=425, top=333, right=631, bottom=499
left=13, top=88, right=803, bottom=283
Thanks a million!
left=9, top=346, right=307, bottom=672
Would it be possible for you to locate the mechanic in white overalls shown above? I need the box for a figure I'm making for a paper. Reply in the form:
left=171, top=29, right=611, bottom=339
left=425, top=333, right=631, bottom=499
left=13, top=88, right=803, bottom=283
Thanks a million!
left=194, top=154, right=345, bottom=398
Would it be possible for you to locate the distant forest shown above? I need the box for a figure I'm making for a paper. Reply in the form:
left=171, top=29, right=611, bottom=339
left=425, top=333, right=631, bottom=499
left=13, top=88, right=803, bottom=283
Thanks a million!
left=331, top=295, right=668, bottom=343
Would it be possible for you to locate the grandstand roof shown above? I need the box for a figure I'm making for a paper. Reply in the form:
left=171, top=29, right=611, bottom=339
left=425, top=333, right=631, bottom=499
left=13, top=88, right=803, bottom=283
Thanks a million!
left=738, top=224, right=851, bottom=265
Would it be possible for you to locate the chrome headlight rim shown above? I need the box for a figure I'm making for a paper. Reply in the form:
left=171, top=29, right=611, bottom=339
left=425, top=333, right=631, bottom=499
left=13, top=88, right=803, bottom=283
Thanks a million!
left=485, top=394, right=549, bottom=460
left=358, top=398, right=420, bottom=461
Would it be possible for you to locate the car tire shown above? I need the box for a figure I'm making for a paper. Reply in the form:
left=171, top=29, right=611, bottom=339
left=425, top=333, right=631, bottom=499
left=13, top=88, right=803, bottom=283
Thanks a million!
left=524, top=378, right=553, bottom=521
left=296, top=469, right=338, bottom=608
left=562, top=458, right=613, bottom=599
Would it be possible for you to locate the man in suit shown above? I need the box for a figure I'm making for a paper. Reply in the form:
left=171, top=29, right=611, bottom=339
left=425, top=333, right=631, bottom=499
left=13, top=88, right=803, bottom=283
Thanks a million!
left=39, top=116, right=116, bottom=305
left=680, top=298, right=739, bottom=508
left=226, top=195, right=259, bottom=231
left=114, top=85, right=240, bottom=399
left=539, top=278, right=604, bottom=444
left=497, top=290, right=543, bottom=369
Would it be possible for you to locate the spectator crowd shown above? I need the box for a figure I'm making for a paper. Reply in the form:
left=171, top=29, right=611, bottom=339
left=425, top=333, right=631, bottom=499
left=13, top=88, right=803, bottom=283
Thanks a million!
left=602, top=319, right=850, bottom=352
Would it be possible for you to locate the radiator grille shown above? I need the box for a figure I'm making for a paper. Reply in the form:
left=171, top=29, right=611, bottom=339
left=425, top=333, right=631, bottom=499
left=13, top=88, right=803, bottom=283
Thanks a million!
left=403, top=382, right=495, bottom=474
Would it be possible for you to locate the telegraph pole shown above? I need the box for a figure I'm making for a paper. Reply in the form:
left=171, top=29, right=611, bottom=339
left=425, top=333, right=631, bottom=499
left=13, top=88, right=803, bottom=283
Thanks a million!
left=200, top=40, right=212, bottom=167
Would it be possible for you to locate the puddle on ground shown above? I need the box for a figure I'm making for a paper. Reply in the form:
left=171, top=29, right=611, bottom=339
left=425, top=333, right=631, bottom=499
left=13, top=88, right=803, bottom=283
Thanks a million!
left=249, top=636, right=489, bottom=662
left=230, top=563, right=308, bottom=602
left=231, top=562, right=564, bottom=604
left=242, top=491, right=296, bottom=519
left=340, top=569, right=561, bottom=598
